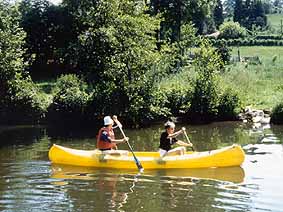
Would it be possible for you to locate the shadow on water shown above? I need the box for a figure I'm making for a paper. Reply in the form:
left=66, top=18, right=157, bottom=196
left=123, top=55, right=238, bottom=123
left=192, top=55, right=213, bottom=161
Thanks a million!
left=0, top=125, right=46, bottom=147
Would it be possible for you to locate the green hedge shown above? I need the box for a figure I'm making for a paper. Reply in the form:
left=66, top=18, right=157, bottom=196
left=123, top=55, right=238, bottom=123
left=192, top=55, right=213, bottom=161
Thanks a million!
left=210, top=38, right=283, bottom=46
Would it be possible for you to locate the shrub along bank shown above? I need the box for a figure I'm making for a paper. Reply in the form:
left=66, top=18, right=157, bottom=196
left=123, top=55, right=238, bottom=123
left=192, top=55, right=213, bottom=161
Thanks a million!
left=41, top=41, right=242, bottom=126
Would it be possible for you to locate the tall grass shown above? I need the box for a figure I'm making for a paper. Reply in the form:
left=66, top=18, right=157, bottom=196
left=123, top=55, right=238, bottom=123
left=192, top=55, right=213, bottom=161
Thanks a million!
left=224, top=46, right=283, bottom=109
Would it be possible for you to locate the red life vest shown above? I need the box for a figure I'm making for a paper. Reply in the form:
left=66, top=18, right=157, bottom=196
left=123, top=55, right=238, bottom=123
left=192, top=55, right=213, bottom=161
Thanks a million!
left=97, top=127, right=116, bottom=150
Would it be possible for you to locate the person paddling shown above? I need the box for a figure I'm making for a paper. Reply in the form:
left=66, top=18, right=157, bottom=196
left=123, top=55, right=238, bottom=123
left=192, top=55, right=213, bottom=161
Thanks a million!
left=159, top=121, right=192, bottom=157
left=97, top=116, right=129, bottom=155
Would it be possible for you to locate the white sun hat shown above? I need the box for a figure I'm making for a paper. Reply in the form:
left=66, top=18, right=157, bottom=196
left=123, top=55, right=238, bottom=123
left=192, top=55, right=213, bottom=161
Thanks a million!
left=164, top=121, right=175, bottom=128
left=104, top=116, right=114, bottom=125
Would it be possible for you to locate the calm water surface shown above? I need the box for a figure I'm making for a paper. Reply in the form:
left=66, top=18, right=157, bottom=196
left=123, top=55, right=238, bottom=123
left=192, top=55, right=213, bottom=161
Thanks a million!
left=0, top=122, right=283, bottom=212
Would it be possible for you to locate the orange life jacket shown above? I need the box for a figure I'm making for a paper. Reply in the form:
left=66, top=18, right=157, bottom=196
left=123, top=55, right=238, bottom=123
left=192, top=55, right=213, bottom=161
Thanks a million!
left=97, top=127, right=116, bottom=150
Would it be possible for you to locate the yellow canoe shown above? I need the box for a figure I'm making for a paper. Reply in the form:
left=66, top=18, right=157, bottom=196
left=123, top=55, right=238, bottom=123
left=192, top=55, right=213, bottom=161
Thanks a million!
left=48, top=144, right=245, bottom=170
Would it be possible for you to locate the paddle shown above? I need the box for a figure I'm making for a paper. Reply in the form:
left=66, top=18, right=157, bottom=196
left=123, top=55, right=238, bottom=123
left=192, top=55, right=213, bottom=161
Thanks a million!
left=112, top=116, right=144, bottom=172
left=182, top=127, right=195, bottom=151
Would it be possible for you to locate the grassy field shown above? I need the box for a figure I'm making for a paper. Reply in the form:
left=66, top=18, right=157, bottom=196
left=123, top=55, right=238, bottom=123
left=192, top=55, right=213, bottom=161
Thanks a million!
left=224, top=46, right=283, bottom=110
left=231, top=46, right=283, bottom=65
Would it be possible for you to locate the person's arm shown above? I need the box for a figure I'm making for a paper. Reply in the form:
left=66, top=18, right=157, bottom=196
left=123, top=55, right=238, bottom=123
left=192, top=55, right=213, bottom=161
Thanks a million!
left=110, top=137, right=128, bottom=144
left=176, top=140, right=192, bottom=147
left=101, top=130, right=127, bottom=144
left=167, top=129, right=183, bottom=138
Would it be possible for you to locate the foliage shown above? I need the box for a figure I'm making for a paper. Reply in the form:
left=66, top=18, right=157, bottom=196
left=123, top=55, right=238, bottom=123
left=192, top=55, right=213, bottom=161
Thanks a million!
left=3, top=0, right=276, bottom=125
left=214, top=0, right=224, bottom=28
left=19, top=0, right=77, bottom=79
left=157, top=68, right=195, bottom=116
left=0, top=1, right=46, bottom=123
left=48, top=74, right=90, bottom=122
left=63, top=0, right=173, bottom=124
left=176, top=23, right=198, bottom=67
left=272, top=103, right=283, bottom=124
left=217, top=86, right=242, bottom=120
left=215, top=41, right=231, bottom=65
left=188, top=40, right=223, bottom=122
left=150, top=0, right=217, bottom=38
left=234, top=0, right=267, bottom=30
left=0, top=1, right=26, bottom=84
left=223, top=0, right=235, bottom=17
left=4, top=74, right=49, bottom=123
left=219, top=21, right=247, bottom=39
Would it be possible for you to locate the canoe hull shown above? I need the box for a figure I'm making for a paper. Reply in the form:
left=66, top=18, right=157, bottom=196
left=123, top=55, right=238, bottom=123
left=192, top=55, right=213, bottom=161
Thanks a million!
left=48, top=144, right=245, bottom=169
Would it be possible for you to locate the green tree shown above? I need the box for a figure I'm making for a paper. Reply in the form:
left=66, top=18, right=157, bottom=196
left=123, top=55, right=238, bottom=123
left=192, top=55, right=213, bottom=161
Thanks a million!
left=234, top=0, right=267, bottom=29
left=19, top=0, right=77, bottom=79
left=234, top=0, right=243, bottom=23
left=214, top=0, right=224, bottom=28
left=0, top=1, right=26, bottom=84
left=63, top=0, right=169, bottom=124
left=252, top=0, right=267, bottom=28
left=150, top=0, right=217, bottom=39
left=187, top=40, right=223, bottom=122
left=219, top=21, right=247, bottom=39
left=223, top=0, right=235, bottom=17
left=0, top=1, right=26, bottom=104
left=0, top=1, right=47, bottom=123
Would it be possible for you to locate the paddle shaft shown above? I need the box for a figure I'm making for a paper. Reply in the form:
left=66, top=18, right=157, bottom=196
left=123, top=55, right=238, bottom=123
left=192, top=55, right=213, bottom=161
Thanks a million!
left=114, top=119, right=143, bottom=171
left=183, top=130, right=195, bottom=151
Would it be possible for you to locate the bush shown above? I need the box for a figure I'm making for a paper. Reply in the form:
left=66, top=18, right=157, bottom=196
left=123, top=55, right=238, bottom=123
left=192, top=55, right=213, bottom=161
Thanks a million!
left=219, top=21, right=247, bottom=39
left=188, top=40, right=223, bottom=122
left=0, top=74, right=49, bottom=124
left=217, top=87, right=241, bottom=120
left=158, top=77, right=193, bottom=116
left=216, top=42, right=231, bottom=65
left=48, top=74, right=90, bottom=123
left=271, top=103, right=283, bottom=124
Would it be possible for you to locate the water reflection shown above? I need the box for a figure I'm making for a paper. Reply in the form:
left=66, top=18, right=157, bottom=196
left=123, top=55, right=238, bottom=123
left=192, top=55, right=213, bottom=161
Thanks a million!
left=0, top=125, right=45, bottom=147
left=50, top=164, right=247, bottom=211
left=51, top=164, right=245, bottom=183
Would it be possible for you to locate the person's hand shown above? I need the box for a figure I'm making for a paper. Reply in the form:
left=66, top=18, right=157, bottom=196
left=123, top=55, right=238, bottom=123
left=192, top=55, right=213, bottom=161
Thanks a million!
left=112, top=115, right=122, bottom=128
left=112, top=115, right=118, bottom=122
left=177, top=128, right=184, bottom=135
left=123, top=137, right=129, bottom=142
left=181, top=127, right=186, bottom=133
left=187, top=142, right=193, bottom=147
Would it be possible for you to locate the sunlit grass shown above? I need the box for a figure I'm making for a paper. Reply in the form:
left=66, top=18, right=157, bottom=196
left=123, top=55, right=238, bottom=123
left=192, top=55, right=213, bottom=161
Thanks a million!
left=224, top=46, right=283, bottom=109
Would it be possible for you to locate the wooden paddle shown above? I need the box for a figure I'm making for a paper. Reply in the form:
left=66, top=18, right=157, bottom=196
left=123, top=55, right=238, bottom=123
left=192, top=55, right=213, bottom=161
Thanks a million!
left=182, top=127, right=195, bottom=151
left=113, top=116, right=144, bottom=172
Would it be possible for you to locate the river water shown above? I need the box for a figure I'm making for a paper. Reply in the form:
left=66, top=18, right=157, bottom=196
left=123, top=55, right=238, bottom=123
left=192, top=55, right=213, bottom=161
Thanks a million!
left=0, top=122, right=283, bottom=212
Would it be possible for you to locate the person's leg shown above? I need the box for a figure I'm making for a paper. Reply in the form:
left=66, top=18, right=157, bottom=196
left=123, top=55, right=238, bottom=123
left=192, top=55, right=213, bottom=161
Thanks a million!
left=158, top=149, right=168, bottom=157
left=167, top=147, right=186, bottom=156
